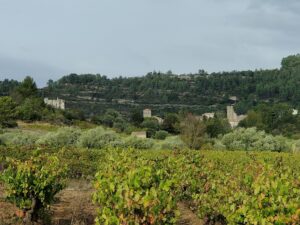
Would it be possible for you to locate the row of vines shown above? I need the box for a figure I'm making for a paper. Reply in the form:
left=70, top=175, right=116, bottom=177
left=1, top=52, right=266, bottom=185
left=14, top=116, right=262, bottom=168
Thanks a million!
left=1, top=148, right=300, bottom=224
left=93, top=150, right=300, bottom=224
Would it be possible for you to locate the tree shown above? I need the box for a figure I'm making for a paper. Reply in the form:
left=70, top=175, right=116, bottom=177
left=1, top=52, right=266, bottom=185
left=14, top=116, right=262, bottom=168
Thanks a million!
left=162, top=113, right=180, bottom=134
left=154, top=130, right=169, bottom=140
left=0, top=96, right=17, bottom=128
left=180, top=114, right=206, bottom=150
left=1, top=155, right=67, bottom=223
left=141, top=118, right=160, bottom=138
left=205, top=117, right=231, bottom=138
left=239, top=110, right=264, bottom=130
left=12, top=76, right=38, bottom=103
left=17, top=98, right=44, bottom=121
left=101, top=109, right=123, bottom=128
left=281, top=54, right=300, bottom=70
left=130, top=109, right=144, bottom=126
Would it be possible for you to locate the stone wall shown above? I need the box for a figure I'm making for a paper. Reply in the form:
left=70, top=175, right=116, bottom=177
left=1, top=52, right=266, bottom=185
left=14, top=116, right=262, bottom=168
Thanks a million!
left=227, top=106, right=246, bottom=128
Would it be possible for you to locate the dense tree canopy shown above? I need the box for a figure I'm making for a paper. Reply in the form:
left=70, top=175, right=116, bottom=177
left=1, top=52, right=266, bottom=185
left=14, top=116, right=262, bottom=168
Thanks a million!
left=239, top=103, right=300, bottom=137
left=38, top=55, right=300, bottom=117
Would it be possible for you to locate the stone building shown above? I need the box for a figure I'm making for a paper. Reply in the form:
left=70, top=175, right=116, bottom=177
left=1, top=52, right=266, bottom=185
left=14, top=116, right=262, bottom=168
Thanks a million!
left=131, top=131, right=147, bottom=139
left=143, top=108, right=152, bottom=118
left=293, top=109, right=298, bottom=115
left=227, top=106, right=246, bottom=128
left=152, top=116, right=164, bottom=125
left=202, top=112, right=215, bottom=119
left=44, top=97, right=65, bottom=110
left=143, top=108, right=164, bottom=124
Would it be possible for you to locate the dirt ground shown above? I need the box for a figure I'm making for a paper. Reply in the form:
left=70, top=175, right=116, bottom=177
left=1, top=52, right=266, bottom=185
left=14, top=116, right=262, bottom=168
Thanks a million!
left=0, top=180, right=95, bottom=225
left=0, top=180, right=204, bottom=225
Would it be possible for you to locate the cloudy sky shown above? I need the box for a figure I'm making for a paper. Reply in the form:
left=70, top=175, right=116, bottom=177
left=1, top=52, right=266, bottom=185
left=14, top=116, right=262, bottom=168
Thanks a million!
left=0, top=0, right=300, bottom=86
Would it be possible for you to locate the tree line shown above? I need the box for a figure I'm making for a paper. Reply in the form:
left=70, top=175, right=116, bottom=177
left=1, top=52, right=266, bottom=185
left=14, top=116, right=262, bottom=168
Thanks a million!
left=41, top=54, right=300, bottom=115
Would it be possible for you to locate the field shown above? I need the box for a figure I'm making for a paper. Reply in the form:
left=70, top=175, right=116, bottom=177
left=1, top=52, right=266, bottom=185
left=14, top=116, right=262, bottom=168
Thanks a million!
left=0, top=124, right=300, bottom=225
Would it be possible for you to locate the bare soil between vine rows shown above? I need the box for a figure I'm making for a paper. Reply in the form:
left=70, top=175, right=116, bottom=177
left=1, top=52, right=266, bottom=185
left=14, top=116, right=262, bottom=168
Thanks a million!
left=0, top=180, right=204, bottom=225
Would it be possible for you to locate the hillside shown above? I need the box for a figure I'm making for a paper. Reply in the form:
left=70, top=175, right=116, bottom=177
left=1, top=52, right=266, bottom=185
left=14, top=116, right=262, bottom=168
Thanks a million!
left=1, top=54, right=300, bottom=117
left=40, top=55, right=300, bottom=116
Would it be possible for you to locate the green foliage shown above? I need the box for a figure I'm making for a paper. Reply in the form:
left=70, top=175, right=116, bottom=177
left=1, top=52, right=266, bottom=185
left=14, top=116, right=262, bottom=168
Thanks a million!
left=162, top=113, right=180, bottom=134
left=159, top=136, right=187, bottom=150
left=36, top=127, right=82, bottom=147
left=281, top=54, right=300, bottom=70
left=240, top=103, right=300, bottom=137
left=217, top=127, right=289, bottom=152
left=0, top=96, right=17, bottom=128
left=1, top=154, right=67, bottom=221
left=230, top=164, right=300, bottom=224
left=93, top=149, right=300, bottom=224
left=93, top=150, right=179, bottom=225
left=92, top=109, right=127, bottom=132
left=191, top=151, right=300, bottom=224
left=180, top=114, right=206, bottom=149
left=205, top=117, right=231, bottom=138
left=57, top=147, right=105, bottom=178
left=0, top=79, right=19, bottom=96
left=12, top=76, right=38, bottom=103
left=17, top=97, right=45, bottom=122
left=239, top=110, right=264, bottom=129
left=0, top=131, right=300, bottom=224
left=141, top=118, right=160, bottom=138
left=63, top=109, right=85, bottom=121
left=0, top=145, right=103, bottom=179
left=130, top=109, right=144, bottom=126
left=154, top=130, right=169, bottom=140
left=77, top=126, right=119, bottom=149
left=0, top=131, right=38, bottom=146
left=43, top=55, right=300, bottom=118
left=124, top=136, right=155, bottom=150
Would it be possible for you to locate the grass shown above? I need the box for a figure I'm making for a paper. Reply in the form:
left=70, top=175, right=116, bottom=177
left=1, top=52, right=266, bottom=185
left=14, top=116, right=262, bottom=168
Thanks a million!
left=17, top=121, right=61, bottom=132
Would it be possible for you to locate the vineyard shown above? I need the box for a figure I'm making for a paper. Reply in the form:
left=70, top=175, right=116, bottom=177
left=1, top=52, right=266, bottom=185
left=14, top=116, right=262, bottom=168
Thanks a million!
left=1, top=145, right=300, bottom=225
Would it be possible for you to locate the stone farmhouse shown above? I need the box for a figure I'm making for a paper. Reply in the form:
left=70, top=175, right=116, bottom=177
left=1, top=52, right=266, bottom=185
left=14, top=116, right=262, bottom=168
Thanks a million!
left=44, top=98, right=65, bottom=110
left=143, top=108, right=164, bottom=125
left=131, top=131, right=147, bottom=139
left=143, top=108, right=152, bottom=118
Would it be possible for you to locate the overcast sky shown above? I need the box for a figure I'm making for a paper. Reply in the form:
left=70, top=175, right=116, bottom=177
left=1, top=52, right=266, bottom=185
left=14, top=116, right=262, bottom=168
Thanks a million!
left=0, top=0, right=300, bottom=86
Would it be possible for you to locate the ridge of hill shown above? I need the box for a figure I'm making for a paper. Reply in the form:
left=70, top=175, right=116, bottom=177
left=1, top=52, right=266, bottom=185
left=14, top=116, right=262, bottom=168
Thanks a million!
left=2, top=54, right=300, bottom=116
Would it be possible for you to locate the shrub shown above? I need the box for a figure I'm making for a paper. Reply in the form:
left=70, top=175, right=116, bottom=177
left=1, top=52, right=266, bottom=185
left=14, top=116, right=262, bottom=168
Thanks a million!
left=218, top=127, right=290, bottom=152
left=124, top=136, right=154, bottom=150
left=141, top=118, right=160, bottom=137
left=123, top=124, right=137, bottom=135
left=36, top=127, right=81, bottom=147
left=160, top=136, right=187, bottom=150
left=0, top=131, right=38, bottom=146
left=77, top=127, right=120, bottom=149
left=0, top=155, right=67, bottom=223
left=154, top=130, right=169, bottom=140
left=93, top=150, right=179, bottom=225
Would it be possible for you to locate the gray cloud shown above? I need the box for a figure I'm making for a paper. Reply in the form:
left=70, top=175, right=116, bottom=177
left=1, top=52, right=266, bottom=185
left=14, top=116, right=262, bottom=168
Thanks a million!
left=0, top=56, right=66, bottom=86
left=0, top=0, right=300, bottom=86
